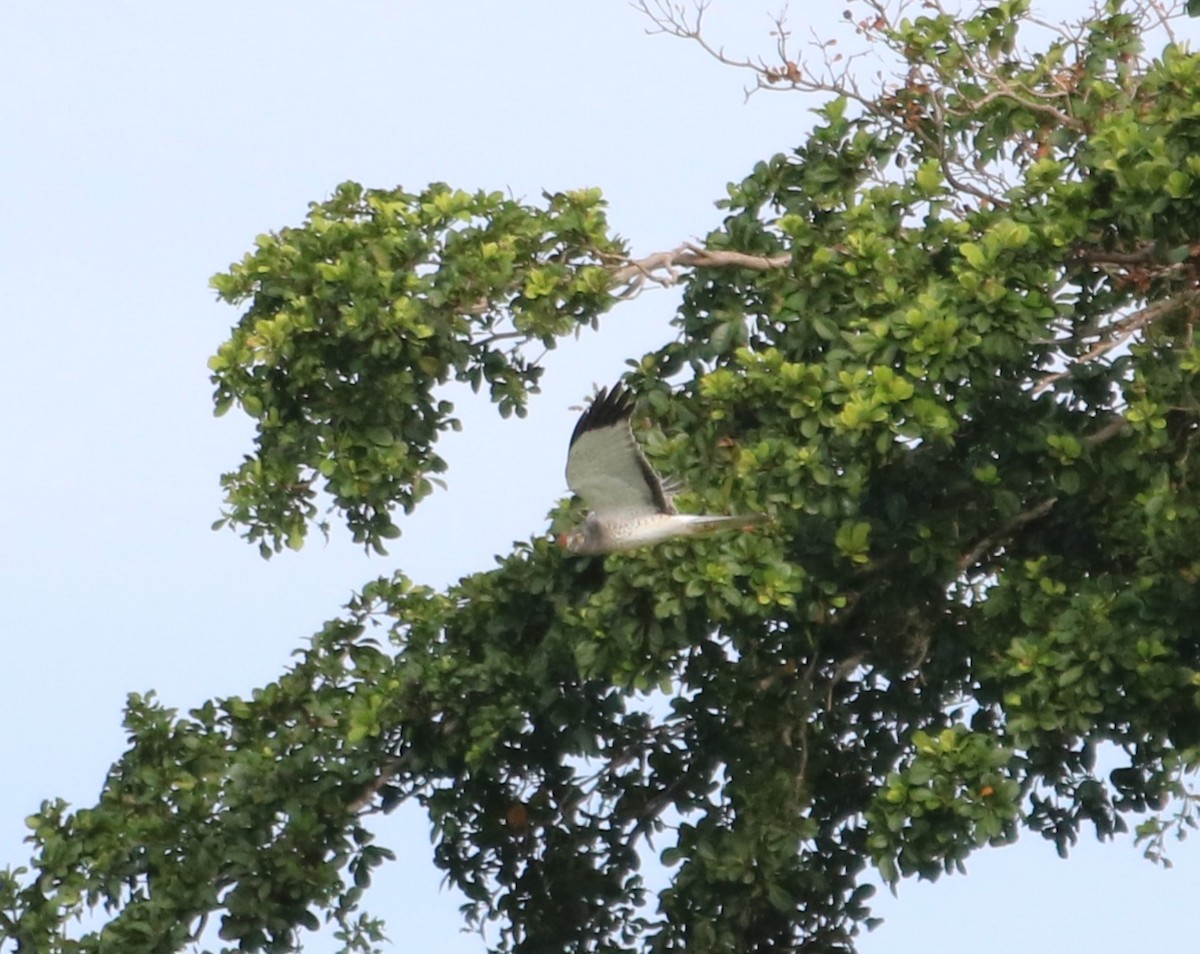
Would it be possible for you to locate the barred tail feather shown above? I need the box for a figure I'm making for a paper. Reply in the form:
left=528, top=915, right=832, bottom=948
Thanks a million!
left=682, top=513, right=770, bottom=536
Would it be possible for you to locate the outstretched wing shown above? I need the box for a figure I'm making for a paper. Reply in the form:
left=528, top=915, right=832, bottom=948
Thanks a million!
left=565, top=383, right=673, bottom=517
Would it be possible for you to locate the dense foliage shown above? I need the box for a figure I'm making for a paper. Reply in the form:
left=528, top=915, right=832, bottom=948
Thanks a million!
left=5, top=2, right=1200, bottom=952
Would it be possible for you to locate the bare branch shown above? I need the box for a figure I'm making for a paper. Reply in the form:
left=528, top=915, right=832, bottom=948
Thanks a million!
left=1146, top=0, right=1181, bottom=45
left=633, top=0, right=882, bottom=109
left=958, top=497, right=1059, bottom=574
left=921, top=95, right=1013, bottom=208
left=1085, top=415, right=1130, bottom=447
left=1071, top=246, right=1161, bottom=267
left=349, top=751, right=410, bottom=814
left=956, top=409, right=1135, bottom=575
left=610, top=243, right=791, bottom=297
left=1033, top=297, right=1184, bottom=397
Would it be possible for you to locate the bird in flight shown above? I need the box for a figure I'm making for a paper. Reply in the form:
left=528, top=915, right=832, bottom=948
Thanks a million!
left=557, top=382, right=765, bottom=555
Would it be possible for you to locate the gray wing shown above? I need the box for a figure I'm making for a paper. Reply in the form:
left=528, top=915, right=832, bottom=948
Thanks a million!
left=565, top=383, right=674, bottom=516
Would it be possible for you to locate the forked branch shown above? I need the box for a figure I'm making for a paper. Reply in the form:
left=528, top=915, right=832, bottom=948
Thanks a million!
left=1033, top=296, right=1192, bottom=397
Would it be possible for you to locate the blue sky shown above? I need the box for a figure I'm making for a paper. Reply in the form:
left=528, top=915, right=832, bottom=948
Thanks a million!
left=3, top=2, right=1198, bottom=951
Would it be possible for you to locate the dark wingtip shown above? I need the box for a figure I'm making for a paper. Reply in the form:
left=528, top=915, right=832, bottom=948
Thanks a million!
left=569, top=381, right=634, bottom=447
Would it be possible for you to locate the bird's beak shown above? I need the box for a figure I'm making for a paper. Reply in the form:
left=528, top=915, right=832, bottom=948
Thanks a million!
left=555, top=533, right=570, bottom=550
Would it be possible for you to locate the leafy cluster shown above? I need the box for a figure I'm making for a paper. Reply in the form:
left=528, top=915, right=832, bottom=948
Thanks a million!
left=208, top=182, right=622, bottom=554
left=6, top=2, right=1200, bottom=953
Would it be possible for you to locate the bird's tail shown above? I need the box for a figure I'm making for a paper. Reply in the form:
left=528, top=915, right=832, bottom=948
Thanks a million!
left=681, top=513, right=770, bottom=536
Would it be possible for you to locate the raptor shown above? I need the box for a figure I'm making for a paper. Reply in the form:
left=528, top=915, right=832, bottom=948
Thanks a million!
left=557, top=382, right=764, bottom=555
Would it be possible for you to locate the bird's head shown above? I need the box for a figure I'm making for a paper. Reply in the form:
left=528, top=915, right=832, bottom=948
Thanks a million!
left=557, top=514, right=608, bottom=556
left=556, top=529, right=586, bottom=554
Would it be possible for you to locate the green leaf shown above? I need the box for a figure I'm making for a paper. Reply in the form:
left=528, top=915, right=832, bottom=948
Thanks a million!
left=915, top=159, right=943, bottom=195
left=959, top=242, right=986, bottom=268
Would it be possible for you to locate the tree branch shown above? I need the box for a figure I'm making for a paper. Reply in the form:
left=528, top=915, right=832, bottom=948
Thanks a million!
left=349, top=752, right=411, bottom=815
left=1033, top=297, right=1183, bottom=397
left=954, top=410, right=1132, bottom=576
left=633, top=0, right=883, bottom=110
left=1085, top=415, right=1130, bottom=446
left=1071, top=246, right=1160, bottom=267
left=958, top=497, right=1059, bottom=574
left=610, top=243, right=791, bottom=297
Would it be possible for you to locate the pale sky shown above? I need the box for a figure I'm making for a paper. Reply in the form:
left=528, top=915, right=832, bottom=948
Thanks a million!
left=3, top=3, right=1198, bottom=951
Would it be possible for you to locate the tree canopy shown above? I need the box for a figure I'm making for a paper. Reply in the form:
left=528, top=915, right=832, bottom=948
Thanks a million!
left=5, top=1, right=1200, bottom=951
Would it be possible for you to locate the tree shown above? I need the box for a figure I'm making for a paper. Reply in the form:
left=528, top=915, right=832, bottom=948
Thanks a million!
left=4, top=1, right=1200, bottom=951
